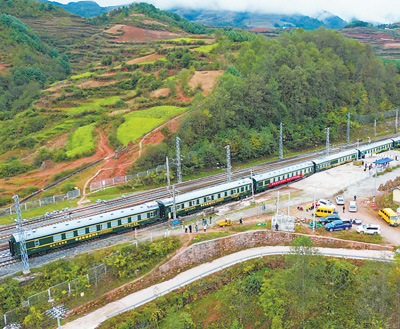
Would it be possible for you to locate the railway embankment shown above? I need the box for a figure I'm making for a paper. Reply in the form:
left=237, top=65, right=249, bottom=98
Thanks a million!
left=66, top=229, right=391, bottom=320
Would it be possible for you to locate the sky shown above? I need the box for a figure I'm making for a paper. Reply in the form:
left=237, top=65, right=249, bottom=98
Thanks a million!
left=53, top=0, right=400, bottom=24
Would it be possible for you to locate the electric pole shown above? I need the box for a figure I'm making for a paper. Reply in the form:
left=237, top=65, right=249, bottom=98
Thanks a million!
left=325, top=127, right=330, bottom=156
left=176, top=137, right=182, bottom=184
left=279, top=122, right=283, bottom=159
left=225, top=145, right=231, bottom=182
left=396, top=109, right=398, bottom=134
left=374, top=119, right=377, bottom=138
left=14, top=195, right=30, bottom=274
left=347, top=113, right=350, bottom=143
left=166, top=156, right=170, bottom=189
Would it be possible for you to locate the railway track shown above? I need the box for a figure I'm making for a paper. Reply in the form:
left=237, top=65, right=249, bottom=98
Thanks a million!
left=0, top=138, right=383, bottom=245
left=0, top=247, right=18, bottom=268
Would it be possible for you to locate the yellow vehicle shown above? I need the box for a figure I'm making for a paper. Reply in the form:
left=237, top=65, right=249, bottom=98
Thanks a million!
left=312, top=206, right=335, bottom=217
left=378, top=208, right=399, bottom=226
left=218, top=218, right=233, bottom=227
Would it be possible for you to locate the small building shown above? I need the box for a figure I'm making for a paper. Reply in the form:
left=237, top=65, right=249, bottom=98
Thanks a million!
left=392, top=187, right=400, bottom=204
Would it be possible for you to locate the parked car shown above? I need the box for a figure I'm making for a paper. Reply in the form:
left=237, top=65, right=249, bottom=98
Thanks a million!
left=318, top=199, right=336, bottom=210
left=318, top=214, right=341, bottom=225
left=351, top=218, right=363, bottom=225
left=325, top=220, right=352, bottom=232
left=348, top=201, right=357, bottom=212
left=356, top=224, right=381, bottom=235
left=335, top=195, right=345, bottom=205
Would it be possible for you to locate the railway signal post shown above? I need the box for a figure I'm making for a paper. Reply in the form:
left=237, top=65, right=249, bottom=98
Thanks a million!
left=225, top=145, right=232, bottom=182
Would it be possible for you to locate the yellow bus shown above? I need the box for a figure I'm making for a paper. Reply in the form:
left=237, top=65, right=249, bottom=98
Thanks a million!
left=378, top=208, right=399, bottom=226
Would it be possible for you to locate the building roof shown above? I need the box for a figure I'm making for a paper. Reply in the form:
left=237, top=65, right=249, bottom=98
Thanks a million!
left=373, top=157, right=393, bottom=165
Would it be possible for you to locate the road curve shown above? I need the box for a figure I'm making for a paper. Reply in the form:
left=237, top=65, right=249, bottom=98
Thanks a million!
left=61, top=246, right=394, bottom=329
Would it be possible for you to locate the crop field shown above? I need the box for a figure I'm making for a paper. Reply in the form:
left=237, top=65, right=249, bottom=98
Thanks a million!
left=61, top=96, right=122, bottom=115
left=167, top=37, right=205, bottom=43
left=138, top=57, right=167, bottom=65
left=194, top=44, right=218, bottom=52
left=70, top=72, right=95, bottom=80
left=117, top=106, right=188, bottom=145
left=66, top=123, right=96, bottom=158
left=35, top=120, right=76, bottom=142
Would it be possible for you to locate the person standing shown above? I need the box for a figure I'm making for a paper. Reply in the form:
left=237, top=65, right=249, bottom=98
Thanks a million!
left=343, top=205, right=345, bottom=213
left=204, top=224, right=207, bottom=232
left=209, top=216, right=212, bottom=225
left=195, top=224, right=198, bottom=233
left=275, top=222, right=279, bottom=231
left=239, top=218, right=243, bottom=225
left=185, top=225, right=188, bottom=233
left=354, top=195, right=357, bottom=201
left=189, top=224, right=192, bottom=233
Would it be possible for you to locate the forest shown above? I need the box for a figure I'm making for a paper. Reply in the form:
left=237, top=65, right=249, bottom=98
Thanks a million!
left=134, top=28, right=400, bottom=172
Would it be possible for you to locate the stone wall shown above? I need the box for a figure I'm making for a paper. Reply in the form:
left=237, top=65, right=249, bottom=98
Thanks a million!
left=160, top=230, right=391, bottom=273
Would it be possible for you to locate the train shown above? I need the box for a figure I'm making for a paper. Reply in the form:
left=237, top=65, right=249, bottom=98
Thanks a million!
left=9, top=137, right=399, bottom=258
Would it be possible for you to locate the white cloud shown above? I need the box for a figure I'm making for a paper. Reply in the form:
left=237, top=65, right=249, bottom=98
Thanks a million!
left=53, top=0, right=400, bottom=23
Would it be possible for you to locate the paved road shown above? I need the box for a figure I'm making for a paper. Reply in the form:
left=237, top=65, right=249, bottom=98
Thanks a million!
left=62, top=246, right=394, bottom=329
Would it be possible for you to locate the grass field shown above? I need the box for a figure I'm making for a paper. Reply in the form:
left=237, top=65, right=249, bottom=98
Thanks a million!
left=61, top=96, right=121, bottom=115
left=168, top=38, right=208, bottom=43
left=35, top=120, right=77, bottom=142
left=194, top=44, right=218, bottom=52
left=0, top=199, right=79, bottom=225
left=70, top=72, right=94, bottom=80
left=117, top=106, right=188, bottom=145
left=138, top=57, right=167, bottom=65
left=66, top=123, right=96, bottom=158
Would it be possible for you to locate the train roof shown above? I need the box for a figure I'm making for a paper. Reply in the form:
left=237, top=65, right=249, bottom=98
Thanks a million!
left=13, top=201, right=159, bottom=242
left=391, top=135, right=400, bottom=142
left=312, top=149, right=358, bottom=165
left=159, top=178, right=253, bottom=206
left=252, top=161, right=314, bottom=182
left=356, top=139, right=392, bottom=152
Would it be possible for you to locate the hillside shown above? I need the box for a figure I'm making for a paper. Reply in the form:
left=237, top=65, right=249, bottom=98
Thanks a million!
left=340, top=24, right=400, bottom=59
left=0, top=1, right=225, bottom=208
left=169, top=8, right=347, bottom=30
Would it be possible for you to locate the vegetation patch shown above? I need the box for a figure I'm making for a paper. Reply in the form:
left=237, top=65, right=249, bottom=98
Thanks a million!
left=70, top=72, right=94, bottom=80
left=59, top=96, right=121, bottom=115
left=66, top=123, right=96, bottom=159
left=117, top=106, right=187, bottom=145
left=193, top=43, right=218, bottom=52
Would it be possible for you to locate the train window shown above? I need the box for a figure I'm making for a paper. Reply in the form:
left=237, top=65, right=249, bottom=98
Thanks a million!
left=132, top=215, right=138, bottom=221
left=66, top=231, right=74, bottom=239
left=53, top=234, right=62, bottom=242
left=34, top=240, right=40, bottom=247
left=78, top=228, right=86, bottom=235
left=206, top=196, right=211, bottom=201
left=89, top=226, right=96, bottom=233
left=121, top=218, right=128, bottom=224
left=101, top=223, right=108, bottom=230
left=111, top=220, right=118, bottom=227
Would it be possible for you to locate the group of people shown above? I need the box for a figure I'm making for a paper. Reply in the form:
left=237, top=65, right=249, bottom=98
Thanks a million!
left=184, top=216, right=213, bottom=233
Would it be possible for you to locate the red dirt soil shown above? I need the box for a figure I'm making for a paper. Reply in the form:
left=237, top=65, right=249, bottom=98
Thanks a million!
left=0, top=130, right=114, bottom=191
left=105, top=25, right=182, bottom=43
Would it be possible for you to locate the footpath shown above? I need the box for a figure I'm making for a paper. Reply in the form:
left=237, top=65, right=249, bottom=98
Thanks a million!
left=62, top=246, right=394, bottom=329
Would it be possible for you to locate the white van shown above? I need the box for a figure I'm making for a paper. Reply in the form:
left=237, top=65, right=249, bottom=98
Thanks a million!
left=348, top=201, right=357, bottom=212
left=356, top=224, right=381, bottom=235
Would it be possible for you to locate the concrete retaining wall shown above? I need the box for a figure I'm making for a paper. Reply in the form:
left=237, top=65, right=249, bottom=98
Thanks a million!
left=160, top=230, right=391, bottom=273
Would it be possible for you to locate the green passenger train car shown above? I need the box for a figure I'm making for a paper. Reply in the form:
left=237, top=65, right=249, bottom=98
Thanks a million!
left=252, top=161, right=314, bottom=193
left=160, top=178, right=253, bottom=219
left=356, top=140, right=393, bottom=158
left=312, top=149, right=358, bottom=172
left=10, top=202, right=161, bottom=257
